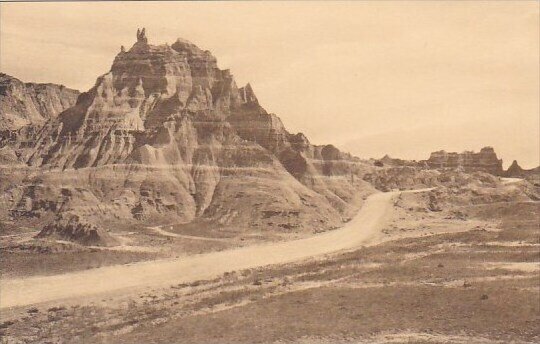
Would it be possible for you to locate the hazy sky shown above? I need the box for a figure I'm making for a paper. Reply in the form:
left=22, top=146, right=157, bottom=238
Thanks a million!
left=1, top=1, right=538, bottom=168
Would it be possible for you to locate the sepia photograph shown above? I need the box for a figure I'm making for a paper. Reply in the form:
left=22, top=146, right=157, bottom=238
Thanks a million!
left=0, top=1, right=538, bottom=343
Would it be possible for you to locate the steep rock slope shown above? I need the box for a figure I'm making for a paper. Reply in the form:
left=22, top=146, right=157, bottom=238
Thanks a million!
left=0, top=73, right=79, bottom=130
left=2, top=29, right=375, bottom=243
left=0, top=73, right=80, bottom=163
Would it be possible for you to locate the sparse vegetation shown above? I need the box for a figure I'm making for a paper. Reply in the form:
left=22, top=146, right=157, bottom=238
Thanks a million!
left=1, top=197, right=538, bottom=343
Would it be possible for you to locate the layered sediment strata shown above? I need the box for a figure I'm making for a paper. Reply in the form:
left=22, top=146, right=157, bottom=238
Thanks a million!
left=0, top=73, right=79, bottom=130
left=425, top=147, right=503, bottom=176
left=0, top=74, right=80, bottom=163
left=1, top=29, right=375, bottom=244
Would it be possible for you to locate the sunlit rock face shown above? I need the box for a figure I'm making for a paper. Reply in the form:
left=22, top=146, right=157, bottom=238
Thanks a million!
left=1, top=29, right=375, bottom=243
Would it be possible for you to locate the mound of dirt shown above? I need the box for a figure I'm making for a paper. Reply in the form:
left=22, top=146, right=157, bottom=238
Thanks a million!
left=37, top=213, right=119, bottom=247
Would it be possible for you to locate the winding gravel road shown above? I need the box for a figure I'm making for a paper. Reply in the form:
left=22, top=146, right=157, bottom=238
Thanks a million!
left=1, top=189, right=428, bottom=309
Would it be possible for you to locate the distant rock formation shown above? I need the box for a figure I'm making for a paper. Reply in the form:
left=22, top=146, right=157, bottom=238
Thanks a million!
left=0, top=29, right=375, bottom=244
left=363, top=166, right=440, bottom=192
left=424, top=147, right=503, bottom=176
left=0, top=73, right=79, bottom=130
left=0, top=73, right=80, bottom=164
left=374, top=154, right=421, bottom=167
left=506, top=160, right=525, bottom=176
left=504, top=160, right=540, bottom=178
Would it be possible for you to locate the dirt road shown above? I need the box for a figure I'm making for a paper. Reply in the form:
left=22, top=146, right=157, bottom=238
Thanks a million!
left=0, top=189, right=427, bottom=309
left=149, top=225, right=231, bottom=242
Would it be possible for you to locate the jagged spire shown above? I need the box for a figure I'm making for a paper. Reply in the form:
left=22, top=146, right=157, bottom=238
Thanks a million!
left=136, top=28, right=147, bottom=43
left=240, top=83, right=258, bottom=104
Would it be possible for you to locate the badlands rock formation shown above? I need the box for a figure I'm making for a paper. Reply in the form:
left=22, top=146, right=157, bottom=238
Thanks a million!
left=504, top=160, right=540, bottom=179
left=425, top=146, right=504, bottom=176
left=373, top=154, right=424, bottom=168
left=363, top=167, right=440, bottom=192
left=37, top=213, right=119, bottom=247
left=0, top=74, right=80, bottom=164
left=506, top=160, right=526, bottom=176
left=0, top=29, right=374, bottom=244
left=0, top=73, right=79, bottom=131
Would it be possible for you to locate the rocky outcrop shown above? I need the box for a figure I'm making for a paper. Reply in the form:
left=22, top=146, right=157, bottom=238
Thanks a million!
left=0, top=74, right=80, bottom=164
left=363, top=166, right=533, bottom=201
left=363, top=167, right=441, bottom=192
left=505, top=160, right=525, bottom=176
left=374, top=155, right=422, bottom=167
left=1, top=29, right=375, bottom=244
left=504, top=160, right=539, bottom=178
left=37, top=213, right=119, bottom=247
left=424, top=147, right=503, bottom=176
left=0, top=73, right=79, bottom=130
